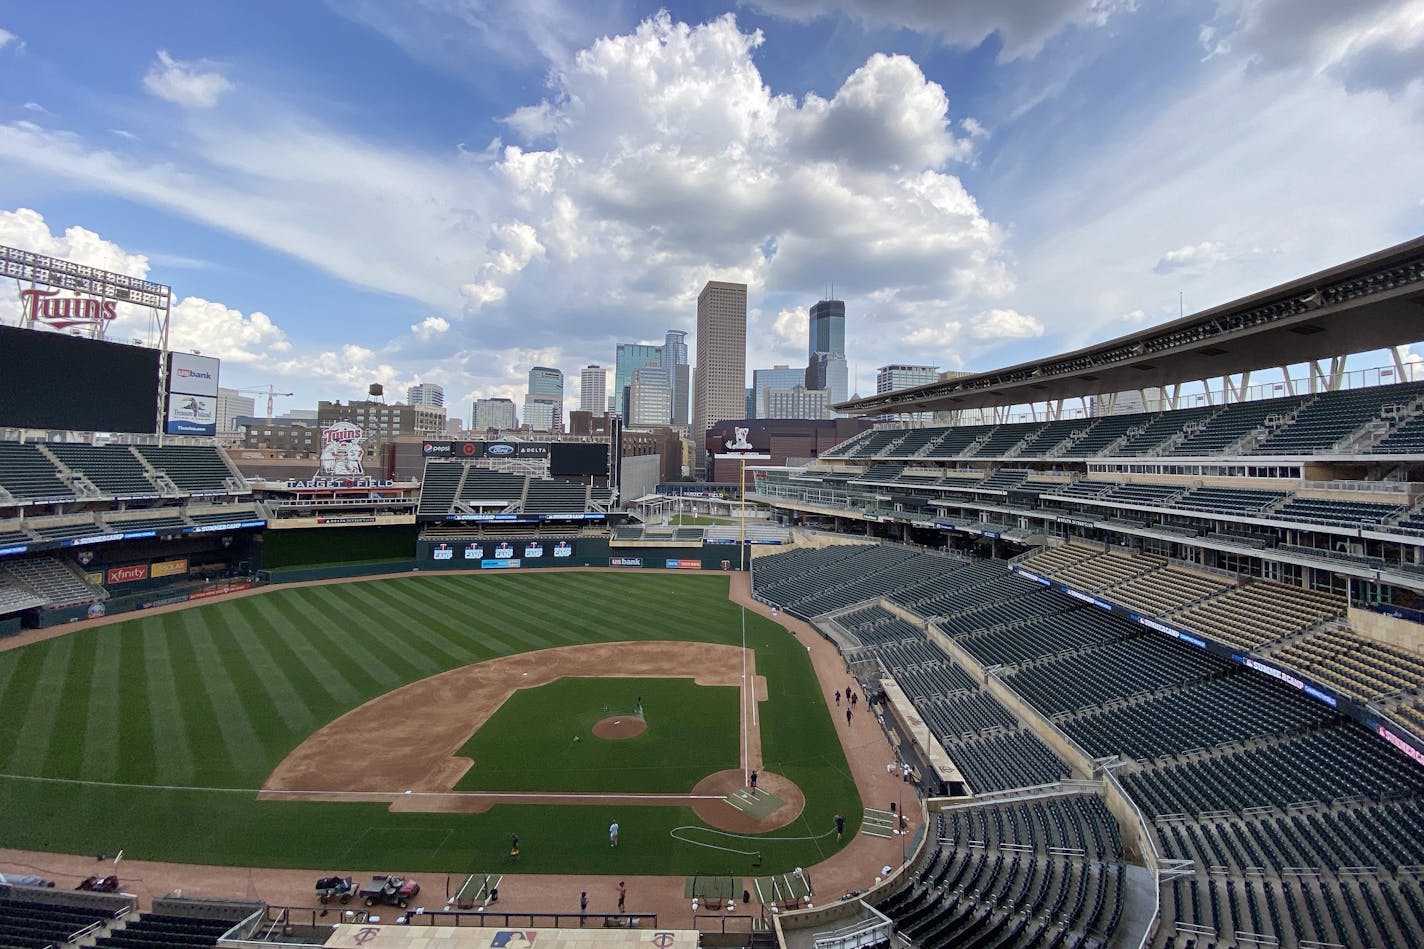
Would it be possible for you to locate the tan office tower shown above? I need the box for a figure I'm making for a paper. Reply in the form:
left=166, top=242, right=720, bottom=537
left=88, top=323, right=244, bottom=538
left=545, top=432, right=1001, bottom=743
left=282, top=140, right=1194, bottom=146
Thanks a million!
left=692, top=280, right=748, bottom=476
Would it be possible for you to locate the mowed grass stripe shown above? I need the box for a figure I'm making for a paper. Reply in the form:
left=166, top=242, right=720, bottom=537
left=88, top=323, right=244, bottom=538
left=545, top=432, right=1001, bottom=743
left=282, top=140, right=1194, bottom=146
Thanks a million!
left=139, top=622, right=196, bottom=785
left=272, top=588, right=391, bottom=697
left=222, top=601, right=322, bottom=735
left=0, top=647, right=39, bottom=770
left=116, top=625, right=157, bottom=783
left=40, top=634, right=99, bottom=778
left=244, top=595, right=363, bottom=709
left=6, top=636, right=75, bottom=776
left=334, top=584, right=449, bottom=677
left=81, top=631, right=123, bottom=781
left=297, top=586, right=415, bottom=691
left=165, top=617, right=244, bottom=785
left=203, top=607, right=314, bottom=757
left=411, top=578, right=547, bottom=656
left=463, top=572, right=651, bottom=647
left=432, top=580, right=572, bottom=653
left=180, top=610, right=274, bottom=782
left=352, top=581, right=483, bottom=666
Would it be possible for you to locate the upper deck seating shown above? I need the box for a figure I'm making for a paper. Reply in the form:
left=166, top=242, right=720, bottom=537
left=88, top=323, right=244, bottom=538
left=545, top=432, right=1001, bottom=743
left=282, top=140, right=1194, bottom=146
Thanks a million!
left=1061, top=412, right=1145, bottom=457
left=1167, top=396, right=1306, bottom=456
left=0, top=443, right=71, bottom=503
left=46, top=444, right=158, bottom=497
left=135, top=446, right=234, bottom=494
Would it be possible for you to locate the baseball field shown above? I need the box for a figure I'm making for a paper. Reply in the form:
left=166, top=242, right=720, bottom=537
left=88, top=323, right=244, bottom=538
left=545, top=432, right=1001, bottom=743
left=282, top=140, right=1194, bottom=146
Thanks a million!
left=0, top=571, right=860, bottom=875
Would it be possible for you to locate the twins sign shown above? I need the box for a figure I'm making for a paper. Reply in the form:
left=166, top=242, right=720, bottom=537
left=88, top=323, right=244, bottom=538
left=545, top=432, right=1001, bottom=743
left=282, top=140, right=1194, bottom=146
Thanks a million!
left=20, top=288, right=118, bottom=330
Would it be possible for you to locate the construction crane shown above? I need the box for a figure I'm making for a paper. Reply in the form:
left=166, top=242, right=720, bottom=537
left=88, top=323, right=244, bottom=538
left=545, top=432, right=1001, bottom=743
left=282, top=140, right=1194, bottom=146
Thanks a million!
left=235, top=385, right=295, bottom=422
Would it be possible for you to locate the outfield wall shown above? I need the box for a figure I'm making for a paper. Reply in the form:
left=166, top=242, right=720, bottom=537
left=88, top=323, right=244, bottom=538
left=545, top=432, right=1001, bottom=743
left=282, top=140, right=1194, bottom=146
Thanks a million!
left=415, top=535, right=737, bottom=571
left=258, top=524, right=419, bottom=569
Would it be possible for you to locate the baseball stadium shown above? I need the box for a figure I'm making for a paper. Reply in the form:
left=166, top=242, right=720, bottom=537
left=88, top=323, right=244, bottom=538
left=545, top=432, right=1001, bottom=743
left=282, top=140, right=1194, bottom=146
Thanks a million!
left=1, top=235, right=1424, bottom=949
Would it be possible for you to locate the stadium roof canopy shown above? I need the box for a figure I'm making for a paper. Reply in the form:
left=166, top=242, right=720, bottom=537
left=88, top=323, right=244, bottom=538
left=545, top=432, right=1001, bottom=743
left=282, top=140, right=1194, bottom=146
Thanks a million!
left=834, top=234, right=1424, bottom=416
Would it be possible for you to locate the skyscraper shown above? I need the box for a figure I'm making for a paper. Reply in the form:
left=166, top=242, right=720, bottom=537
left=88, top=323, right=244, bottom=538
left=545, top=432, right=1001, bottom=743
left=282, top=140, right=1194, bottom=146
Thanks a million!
left=406, top=382, right=445, bottom=407
left=877, top=364, right=939, bottom=425
left=628, top=366, right=672, bottom=426
left=525, top=365, right=564, bottom=432
left=693, top=280, right=748, bottom=474
left=662, top=329, right=690, bottom=426
left=472, top=397, right=517, bottom=431
left=614, top=343, right=663, bottom=422
left=752, top=365, right=812, bottom=418
left=808, top=299, right=845, bottom=360
left=579, top=365, right=607, bottom=416
left=807, top=299, right=848, bottom=408
left=215, top=387, right=256, bottom=434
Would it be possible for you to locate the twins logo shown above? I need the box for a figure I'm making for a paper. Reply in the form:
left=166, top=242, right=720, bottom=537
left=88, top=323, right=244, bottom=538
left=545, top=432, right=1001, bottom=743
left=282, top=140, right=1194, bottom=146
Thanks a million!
left=320, top=422, right=365, bottom=476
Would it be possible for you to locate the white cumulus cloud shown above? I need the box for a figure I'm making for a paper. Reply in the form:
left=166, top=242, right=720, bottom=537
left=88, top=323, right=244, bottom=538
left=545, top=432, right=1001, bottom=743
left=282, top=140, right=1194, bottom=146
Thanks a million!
left=969, top=308, right=1044, bottom=340
left=410, top=316, right=450, bottom=341
left=143, top=50, right=235, bottom=109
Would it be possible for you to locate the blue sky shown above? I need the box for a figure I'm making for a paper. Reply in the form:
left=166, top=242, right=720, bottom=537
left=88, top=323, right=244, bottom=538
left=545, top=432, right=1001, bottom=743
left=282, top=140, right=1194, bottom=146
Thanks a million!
left=2, top=1, right=1423, bottom=422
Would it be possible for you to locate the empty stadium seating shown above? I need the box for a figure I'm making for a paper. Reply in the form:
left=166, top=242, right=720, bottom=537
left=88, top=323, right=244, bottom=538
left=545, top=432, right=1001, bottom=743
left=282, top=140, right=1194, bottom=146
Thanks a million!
left=1122, top=722, right=1424, bottom=817
left=46, top=444, right=157, bottom=497
left=1271, top=628, right=1424, bottom=700
left=134, top=446, right=237, bottom=494
left=1060, top=412, right=1142, bottom=457
left=875, top=795, right=1123, bottom=948
left=1168, top=396, right=1306, bottom=456
left=0, top=557, right=104, bottom=607
left=1172, top=581, right=1344, bottom=651
left=0, top=443, right=72, bottom=503
left=1115, top=407, right=1215, bottom=455
left=1004, top=634, right=1222, bottom=715
left=1057, top=673, right=1335, bottom=761
left=1371, top=411, right=1424, bottom=453
left=1251, top=382, right=1424, bottom=455
left=0, top=894, right=127, bottom=949
left=92, top=912, right=234, bottom=949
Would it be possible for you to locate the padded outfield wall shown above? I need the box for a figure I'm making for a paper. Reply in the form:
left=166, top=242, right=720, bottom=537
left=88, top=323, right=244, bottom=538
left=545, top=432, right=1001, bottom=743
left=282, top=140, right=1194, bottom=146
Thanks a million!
left=258, top=525, right=420, bottom=570
left=414, top=535, right=743, bottom=572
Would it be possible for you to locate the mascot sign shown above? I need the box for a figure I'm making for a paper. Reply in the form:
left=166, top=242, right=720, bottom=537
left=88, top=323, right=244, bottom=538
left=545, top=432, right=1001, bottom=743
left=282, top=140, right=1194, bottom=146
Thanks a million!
left=319, top=421, right=365, bottom=476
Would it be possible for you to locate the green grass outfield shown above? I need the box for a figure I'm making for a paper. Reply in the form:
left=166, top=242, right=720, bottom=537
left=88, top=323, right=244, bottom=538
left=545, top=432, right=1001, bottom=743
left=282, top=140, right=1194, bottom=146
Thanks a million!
left=0, top=572, right=860, bottom=874
left=455, top=677, right=739, bottom=793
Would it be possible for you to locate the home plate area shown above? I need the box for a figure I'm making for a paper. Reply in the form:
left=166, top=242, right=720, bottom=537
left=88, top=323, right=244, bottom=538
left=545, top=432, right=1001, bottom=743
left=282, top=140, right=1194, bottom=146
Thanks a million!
left=724, top=786, right=782, bottom=820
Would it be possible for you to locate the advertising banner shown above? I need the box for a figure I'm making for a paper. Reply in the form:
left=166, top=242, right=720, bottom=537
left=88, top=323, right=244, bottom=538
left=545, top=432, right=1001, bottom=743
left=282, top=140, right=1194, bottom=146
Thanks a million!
left=494, top=542, right=515, bottom=559
left=421, top=441, right=453, bottom=457
left=167, top=352, right=220, bottom=397
left=432, top=543, right=454, bottom=560
left=524, top=543, right=545, bottom=559
left=609, top=557, right=643, bottom=567
left=106, top=564, right=149, bottom=584
left=166, top=393, right=218, bottom=436
left=481, top=559, right=521, bottom=569
left=151, top=558, right=189, bottom=579
left=463, top=543, right=485, bottom=560
left=665, top=559, right=703, bottom=570
left=553, top=540, right=574, bottom=558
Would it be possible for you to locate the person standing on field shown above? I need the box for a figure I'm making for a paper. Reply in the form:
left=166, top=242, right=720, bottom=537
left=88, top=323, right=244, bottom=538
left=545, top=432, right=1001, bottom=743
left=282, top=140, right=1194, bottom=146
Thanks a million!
left=617, top=881, right=627, bottom=912
left=609, top=820, right=620, bottom=847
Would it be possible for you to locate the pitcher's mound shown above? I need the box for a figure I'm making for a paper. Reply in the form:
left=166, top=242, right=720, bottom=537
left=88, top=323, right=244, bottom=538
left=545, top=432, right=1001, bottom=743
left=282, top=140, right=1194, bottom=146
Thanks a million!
left=593, top=715, right=646, bottom=740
